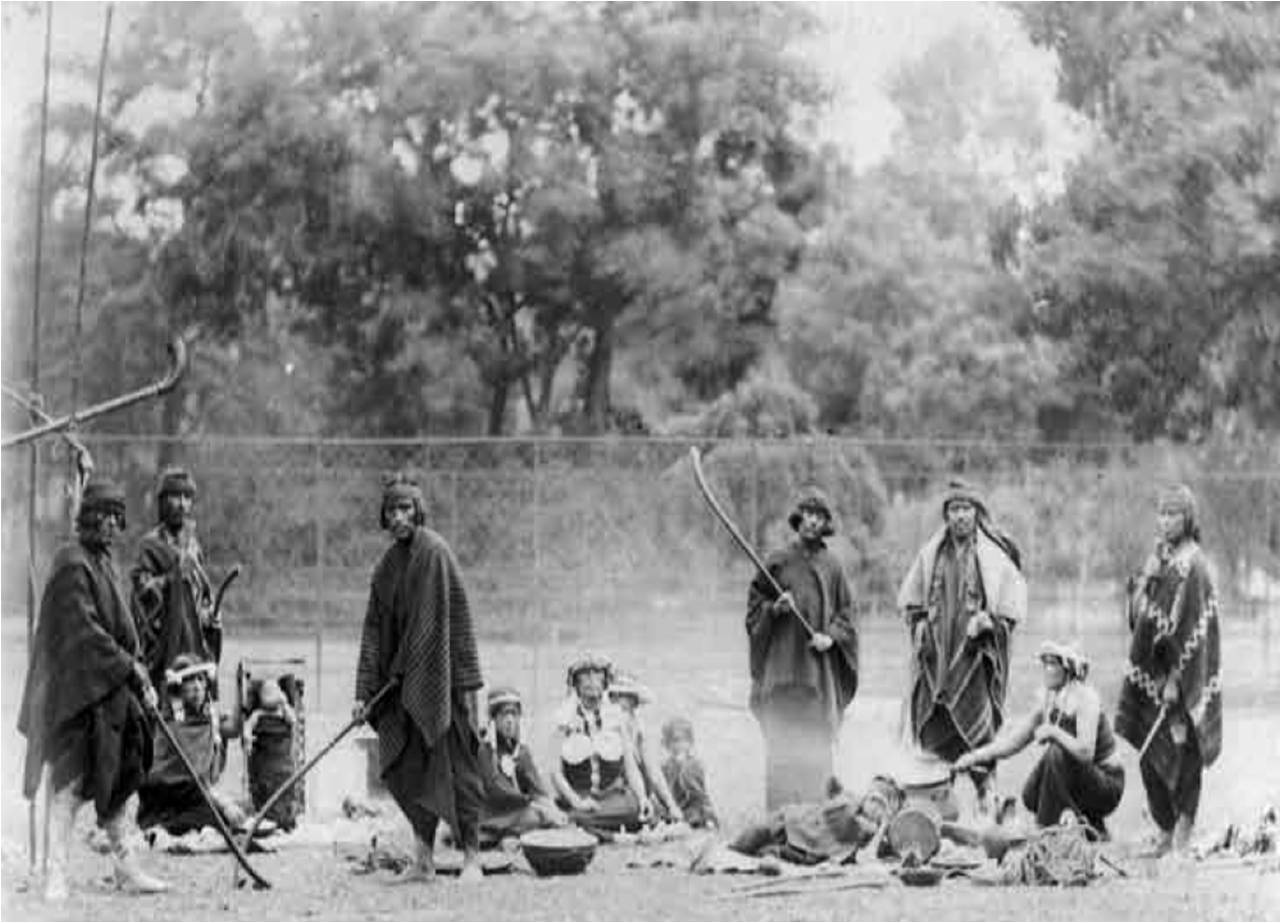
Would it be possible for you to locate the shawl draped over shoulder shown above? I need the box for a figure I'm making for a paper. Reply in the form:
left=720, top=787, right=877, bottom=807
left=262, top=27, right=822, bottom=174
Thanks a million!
left=356, top=527, right=483, bottom=774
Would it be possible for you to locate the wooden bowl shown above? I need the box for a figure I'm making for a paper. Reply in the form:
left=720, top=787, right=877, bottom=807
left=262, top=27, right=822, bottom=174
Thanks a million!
left=519, top=828, right=598, bottom=877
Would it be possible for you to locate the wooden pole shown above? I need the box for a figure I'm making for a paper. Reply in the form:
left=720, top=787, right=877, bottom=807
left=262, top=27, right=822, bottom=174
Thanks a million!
left=26, top=1, right=53, bottom=878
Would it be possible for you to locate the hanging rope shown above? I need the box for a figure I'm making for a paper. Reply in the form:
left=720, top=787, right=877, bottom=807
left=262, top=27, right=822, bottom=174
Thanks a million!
left=68, top=1, right=113, bottom=415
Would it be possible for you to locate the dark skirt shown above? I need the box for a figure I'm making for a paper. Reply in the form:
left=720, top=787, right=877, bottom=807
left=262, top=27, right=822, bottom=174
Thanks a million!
left=1022, top=744, right=1124, bottom=830
left=557, top=784, right=642, bottom=837
left=383, top=700, right=482, bottom=844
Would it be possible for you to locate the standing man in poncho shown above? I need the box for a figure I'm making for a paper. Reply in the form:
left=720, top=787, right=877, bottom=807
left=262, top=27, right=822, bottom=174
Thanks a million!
left=19, top=479, right=168, bottom=901
left=1116, top=484, right=1222, bottom=856
left=898, top=479, right=1026, bottom=811
left=353, top=474, right=485, bottom=883
left=746, top=487, right=859, bottom=811
left=131, top=467, right=219, bottom=695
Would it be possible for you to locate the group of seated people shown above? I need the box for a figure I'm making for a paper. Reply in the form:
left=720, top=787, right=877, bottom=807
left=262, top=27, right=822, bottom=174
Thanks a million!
left=136, top=654, right=299, bottom=837
left=478, top=652, right=717, bottom=845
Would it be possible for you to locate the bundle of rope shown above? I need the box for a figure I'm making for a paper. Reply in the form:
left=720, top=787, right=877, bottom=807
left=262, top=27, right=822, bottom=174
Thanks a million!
left=1018, top=815, right=1098, bottom=886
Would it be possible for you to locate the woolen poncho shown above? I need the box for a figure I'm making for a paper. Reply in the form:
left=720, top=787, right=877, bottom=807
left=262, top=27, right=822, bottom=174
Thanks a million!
left=356, top=527, right=483, bottom=773
left=746, top=539, right=860, bottom=732
left=19, top=540, right=152, bottom=816
left=1116, top=540, right=1223, bottom=787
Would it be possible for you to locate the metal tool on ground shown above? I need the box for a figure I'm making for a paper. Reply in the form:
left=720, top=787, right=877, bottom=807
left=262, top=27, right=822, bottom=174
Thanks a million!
left=232, top=679, right=399, bottom=884
left=689, top=447, right=816, bottom=639
left=145, top=697, right=271, bottom=889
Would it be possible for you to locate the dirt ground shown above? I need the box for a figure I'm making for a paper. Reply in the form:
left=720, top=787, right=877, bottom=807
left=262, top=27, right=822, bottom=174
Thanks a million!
left=2, top=604, right=1278, bottom=921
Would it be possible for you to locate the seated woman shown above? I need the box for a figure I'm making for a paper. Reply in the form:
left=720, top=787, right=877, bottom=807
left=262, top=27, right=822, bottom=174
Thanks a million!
left=952, top=641, right=1125, bottom=837
left=550, top=653, right=651, bottom=836
left=478, top=686, right=568, bottom=846
left=610, top=671, right=684, bottom=824
left=137, top=656, right=247, bottom=835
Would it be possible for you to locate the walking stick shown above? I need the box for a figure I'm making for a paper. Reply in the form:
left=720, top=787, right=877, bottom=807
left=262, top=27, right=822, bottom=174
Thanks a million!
left=689, top=447, right=816, bottom=638
left=145, top=697, right=272, bottom=889
left=232, top=680, right=399, bottom=884
left=1137, top=704, right=1168, bottom=762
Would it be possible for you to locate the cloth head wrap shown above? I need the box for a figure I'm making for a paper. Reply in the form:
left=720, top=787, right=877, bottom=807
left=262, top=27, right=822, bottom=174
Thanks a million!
left=1158, top=483, right=1200, bottom=541
left=1037, top=639, right=1089, bottom=681
left=380, top=473, right=425, bottom=529
left=78, top=477, right=127, bottom=529
left=787, top=486, right=837, bottom=536
left=609, top=671, right=654, bottom=706
left=487, top=686, right=524, bottom=717
left=941, top=478, right=988, bottom=520
left=565, top=651, right=614, bottom=690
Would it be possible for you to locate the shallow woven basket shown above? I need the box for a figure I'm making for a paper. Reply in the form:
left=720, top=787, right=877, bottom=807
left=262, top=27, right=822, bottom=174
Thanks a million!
left=519, top=828, right=598, bottom=877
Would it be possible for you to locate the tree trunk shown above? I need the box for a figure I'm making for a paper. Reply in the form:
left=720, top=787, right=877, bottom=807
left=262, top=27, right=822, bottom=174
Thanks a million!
left=581, top=319, right=614, bottom=433
left=487, top=375, right=511, bottom=436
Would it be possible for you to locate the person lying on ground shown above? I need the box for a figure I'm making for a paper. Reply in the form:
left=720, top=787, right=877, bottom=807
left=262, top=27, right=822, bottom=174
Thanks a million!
left=660, top=716, right=718, bottom=829
left=550, top=652, right=652, bottom=836
left=137, top=655, right=253, bottom=836
left=610, top=671, right=684, bottom=824
left=478, top=686, right=568, bottom=846
left=952, top=640, right=1124, bottom=839
left=729, top=776, right=904, bottom=865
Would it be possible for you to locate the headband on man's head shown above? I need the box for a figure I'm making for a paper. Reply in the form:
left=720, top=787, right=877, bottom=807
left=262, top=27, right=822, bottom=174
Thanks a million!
left=380, top=472, right=425, bottom=529
left=941, top=478, right=988, bottom=519
left=78, top=477, right=127, bottom=528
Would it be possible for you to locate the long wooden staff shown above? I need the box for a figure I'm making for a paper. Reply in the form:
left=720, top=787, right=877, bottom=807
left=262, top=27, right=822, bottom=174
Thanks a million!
left=689, top=447, right=815, bottom=638
left=231, top=680, right=399, bottom=886
left=145, top=699, right=272, bottom=889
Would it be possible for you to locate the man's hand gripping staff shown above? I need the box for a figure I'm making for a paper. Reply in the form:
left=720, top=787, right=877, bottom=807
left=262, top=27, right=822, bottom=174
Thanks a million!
left=689, top=448, right=818, bottom=641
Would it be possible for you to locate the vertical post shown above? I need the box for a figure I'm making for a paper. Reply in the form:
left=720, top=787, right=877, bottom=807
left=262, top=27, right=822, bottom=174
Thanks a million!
left=313, top=627, right=323, bottom=815
left=532, top=440, right=542, bottom=638
left=26, top=2, right=54, bottom=877
left=311, top=442, right=325, bottom=817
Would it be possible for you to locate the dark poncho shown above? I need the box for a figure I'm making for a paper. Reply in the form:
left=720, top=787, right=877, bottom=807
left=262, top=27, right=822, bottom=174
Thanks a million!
left=1116, top=541, right=1223, bottom=788
left=19, top=541, right=152, bottom=817
left=356, top=526, right=483, bottom=770
left=746, top=539, right=859, bottom=732
left=131, top=525, right=216, bottom=689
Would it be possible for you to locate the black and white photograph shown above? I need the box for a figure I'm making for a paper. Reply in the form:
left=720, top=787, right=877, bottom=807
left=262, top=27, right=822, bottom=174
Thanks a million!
left=0, top=2, right=1277, bottom=920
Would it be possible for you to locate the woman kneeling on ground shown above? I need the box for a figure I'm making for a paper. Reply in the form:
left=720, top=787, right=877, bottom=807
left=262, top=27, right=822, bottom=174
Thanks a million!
left=952, top=641, right=1124, bottom=837
left=550, top=653, right=652, bottom=837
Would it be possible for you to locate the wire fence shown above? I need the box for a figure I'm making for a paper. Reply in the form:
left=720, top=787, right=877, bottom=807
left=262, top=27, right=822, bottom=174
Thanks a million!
left=3, top=435, right=1278, bottom=638
left=3, top=434, right=1277, bottom=820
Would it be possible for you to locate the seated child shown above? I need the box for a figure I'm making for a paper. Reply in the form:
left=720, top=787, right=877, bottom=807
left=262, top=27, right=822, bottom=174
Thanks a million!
left=478, top=687, right=568, bottom=847
left=659, top=717, right=718, bottom=829
left=245, top=677, right=303, bottom=831
left=610, top=672, right=684, bottom=824
left=137, top=656, right=246, bottom=835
